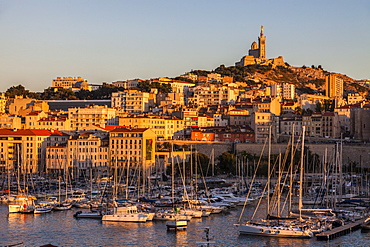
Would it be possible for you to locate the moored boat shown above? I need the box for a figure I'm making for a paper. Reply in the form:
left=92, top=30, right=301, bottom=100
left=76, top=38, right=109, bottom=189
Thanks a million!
left=166, top=219, right=187, bottom=231
left=34, top=205, right=53, bottom=214
left=73, top=210, right=103, bottom=219
left=102, top=205, right=149, bottom=222
left=361, top=216, right=370, bottom=232
left=8, top=195, right=37, bottom=213
left=53, top=203, right=72, bottom=211
left=237, top=222, right=313, bottom=238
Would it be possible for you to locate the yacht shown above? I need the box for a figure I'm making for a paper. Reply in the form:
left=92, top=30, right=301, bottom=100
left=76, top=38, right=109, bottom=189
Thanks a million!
left=102, top=205, right=149, bottom=222
left=8, top=195, right=37, bottom=213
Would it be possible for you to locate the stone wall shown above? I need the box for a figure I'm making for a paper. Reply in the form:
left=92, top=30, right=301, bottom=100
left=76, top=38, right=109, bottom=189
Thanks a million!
left=192, top=142, right=370, bottom=168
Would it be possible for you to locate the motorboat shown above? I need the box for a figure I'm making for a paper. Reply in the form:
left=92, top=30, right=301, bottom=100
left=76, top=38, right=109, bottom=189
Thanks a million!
left=153, top=210, right=192, bottom=221
left=74, top=210, right=103, bottom=219
left=102, top=205, right=149, bottom=222
left=53, top=203, right=72, bottom=211
left=34, top=205, right=53, bottom=214
left=166, top=219, right=187, bottom=230
left=8, top=195, right=37, bottom=213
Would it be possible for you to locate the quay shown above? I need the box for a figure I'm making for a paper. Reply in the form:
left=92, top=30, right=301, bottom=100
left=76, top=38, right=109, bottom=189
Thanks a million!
left=316, top=219, right=365, bottom=241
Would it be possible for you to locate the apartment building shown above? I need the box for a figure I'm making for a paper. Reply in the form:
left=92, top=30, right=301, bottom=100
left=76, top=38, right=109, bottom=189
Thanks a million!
left=347, top=93, right=364, bottom=105
left=52, top=77, right=86, bottom=89
left=299, top=94, right=330, bottom=111
left=282, top=83, right=295, bottom=100
left=7, top=96, right=36, bottom=115
left=155, top=78, right=195, bottom=94
left=0, top=93, right=6, bottom=114
left=109, top=128, right=156, bottom=170
left=111, top=90, right=151, bottom=113
left=0, top=114, right=22, bottom=129
left=191, top=130, right=215, bottom=141
left=335, top=104, right=357, bottom=134
left=252, top=97, right=281, bottom=116
left=325, top=74, right=344, bottom=98
left=0, top=129, right=69, bottom=173
left=24, top=111, right=48, bottom=129
left=213, top=114, right=228, bottom=127
left=184, top=115, right=214, bottom=128
left=68, top=105, right=117, bottom=131
left=191, top=126, right=255, bottom=143
left=157, top=92, right=184, bottom=106
left=321, top=112, right=340, bottom=138
left=37, top=116, right=72, bottom=131
left=118, top=115, right=184, bottom=140
left=350, top=104, right=370, bottom=141
left=251, top=112, right=277, bottom=143
left=190, top=84, right=238, bottom=106
left=302, top=112, right=340, bottom=138
left=45, top=132, right=109, bottom=177
left=223, top=109, right=250, bottom=126
left=279, top=113, right=303, bottom=136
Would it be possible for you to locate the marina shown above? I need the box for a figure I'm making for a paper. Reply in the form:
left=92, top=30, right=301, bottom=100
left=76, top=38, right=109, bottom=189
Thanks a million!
left=2, top=204, right=370, bottom=246
left=2, top=130, right=370, bottom=246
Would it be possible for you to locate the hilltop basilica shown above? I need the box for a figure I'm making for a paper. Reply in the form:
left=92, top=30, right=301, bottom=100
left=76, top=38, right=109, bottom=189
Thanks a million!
left=235, top=26, right=285, bottom=67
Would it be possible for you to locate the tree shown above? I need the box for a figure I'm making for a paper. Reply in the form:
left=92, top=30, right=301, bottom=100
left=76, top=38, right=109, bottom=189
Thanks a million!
left=173, top=77, right=193, bottom=83
left=137, top=80, right=172, bottom=93
left=5, top=85, right=39, bottom=99
left=137, top=80, right=151, bottom=93
left=40, top=87, right=77, bottom=100
left=192, top=152, right=211, bottom=177
left=295, top=106, right=303, bottom=115
left=315, top=102, right=322, bottom=112
left=217, top=152, right=236, bottom=174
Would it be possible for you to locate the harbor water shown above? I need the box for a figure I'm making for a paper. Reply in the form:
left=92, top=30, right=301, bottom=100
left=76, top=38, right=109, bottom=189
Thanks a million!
left=1, top=205, right=370, bottom=247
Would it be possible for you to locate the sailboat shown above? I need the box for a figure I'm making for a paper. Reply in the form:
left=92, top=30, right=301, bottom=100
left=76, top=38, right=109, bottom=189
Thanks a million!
left=166, top=142, right=187, bottom=230
left=237, top=126, right=313, bottom=238
left=8, top=145, right=37, bottom=213
left=53, top=177, right=72, bottom=211
left=102, top=158, right=150, bottom=222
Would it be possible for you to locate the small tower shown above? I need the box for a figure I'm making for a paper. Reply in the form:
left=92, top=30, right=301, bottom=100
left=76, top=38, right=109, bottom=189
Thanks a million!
left=258, top=26, right=266, bottom=58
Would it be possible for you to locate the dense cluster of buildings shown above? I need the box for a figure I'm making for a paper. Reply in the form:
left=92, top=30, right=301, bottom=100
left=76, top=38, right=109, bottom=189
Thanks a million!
left=0, top=27, right=369, bottom=176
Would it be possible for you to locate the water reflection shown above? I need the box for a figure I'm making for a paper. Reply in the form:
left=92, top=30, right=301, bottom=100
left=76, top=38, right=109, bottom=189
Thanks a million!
left=1, top=205, right=370, bottom=247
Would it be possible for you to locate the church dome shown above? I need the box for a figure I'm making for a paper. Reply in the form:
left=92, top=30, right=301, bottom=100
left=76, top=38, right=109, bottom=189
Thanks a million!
left=251, top=41, right=258, bottom=50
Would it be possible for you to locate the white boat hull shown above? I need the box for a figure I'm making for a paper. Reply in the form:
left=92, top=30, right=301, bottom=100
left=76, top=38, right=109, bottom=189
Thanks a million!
left=102, top=205, right=149, bottom=222
left=102, top=213, right=148, bottom=222
left=238, top=224, right=313, bottom=238
left=34, top=207, right=53, bottom=214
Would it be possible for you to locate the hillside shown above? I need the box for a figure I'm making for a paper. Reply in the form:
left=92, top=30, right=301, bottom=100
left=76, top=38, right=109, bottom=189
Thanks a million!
left=190, top=64, right=327, bottom=87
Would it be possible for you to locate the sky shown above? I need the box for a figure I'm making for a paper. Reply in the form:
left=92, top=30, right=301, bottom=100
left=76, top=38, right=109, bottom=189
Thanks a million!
left=0, top=0, right=369, bottom=92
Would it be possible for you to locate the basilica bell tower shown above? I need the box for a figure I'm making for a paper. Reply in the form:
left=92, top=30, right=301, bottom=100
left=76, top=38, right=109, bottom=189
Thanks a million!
left=258, top=26, right=266, bottom=59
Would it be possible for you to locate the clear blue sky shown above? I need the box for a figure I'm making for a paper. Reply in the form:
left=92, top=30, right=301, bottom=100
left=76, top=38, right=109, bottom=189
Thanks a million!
left=0, top=0, right=369, bottom=92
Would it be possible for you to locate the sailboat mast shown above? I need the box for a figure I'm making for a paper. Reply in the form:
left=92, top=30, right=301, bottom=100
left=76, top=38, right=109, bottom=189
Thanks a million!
left=267, top=125, right=271, bottom=216
left=7, top=160, right=11, bottom=196
left=125, top=158, right=130, bottom=199
left=299, top=126, right=305, bottom=220
left=277, top=153, right=281, bottom=217
left=171, top=141, right=175, bottom=204
left=211, top=148, right=214, bottom=177
left=289, top=124, right=294, bottom=213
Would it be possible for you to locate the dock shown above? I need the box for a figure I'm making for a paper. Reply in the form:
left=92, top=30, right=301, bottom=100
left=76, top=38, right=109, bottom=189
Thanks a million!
left=316, top=219, right=365, bottom=240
